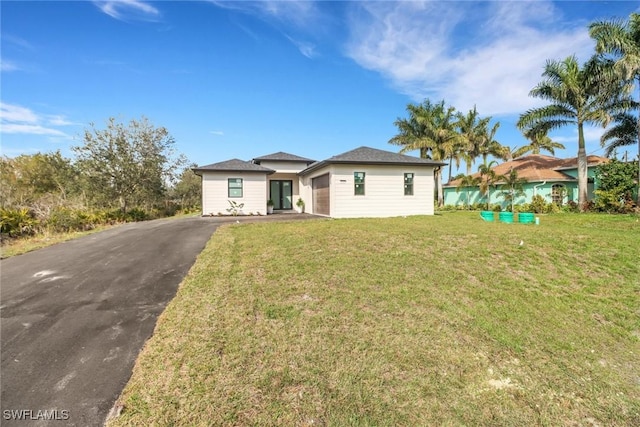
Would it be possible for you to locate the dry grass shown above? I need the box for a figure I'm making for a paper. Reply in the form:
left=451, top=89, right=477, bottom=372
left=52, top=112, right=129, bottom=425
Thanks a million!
left=0, top=225, right=116, bottom=259
left=108, top=212, right=640, bottom=426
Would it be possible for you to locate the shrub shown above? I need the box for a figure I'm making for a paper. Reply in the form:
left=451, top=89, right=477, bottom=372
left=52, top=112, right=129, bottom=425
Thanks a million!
left=48, top=208, right=96, bottom=233
left=548, top=203, right=562, bottom=214
left=563, top=201, right=580, bottom=213
left=0, top=208, right=39, bottom=237
left=529, top=195, right=549, bottom=214
left=126, top=208, right=148, bottom=222
left=593, top=189, right=636, bottom=213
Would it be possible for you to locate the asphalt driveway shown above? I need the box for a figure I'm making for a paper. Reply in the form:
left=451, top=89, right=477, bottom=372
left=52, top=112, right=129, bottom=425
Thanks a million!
left=0, top=216, right=223, bottom=426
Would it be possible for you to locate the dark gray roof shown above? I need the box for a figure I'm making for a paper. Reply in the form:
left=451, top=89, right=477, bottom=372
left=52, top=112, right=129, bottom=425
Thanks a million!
left=300, top=146, right=446, bottom=176
left=192, top=158, right=275, bottom=174
left=252, top=152, right=315, bottom=163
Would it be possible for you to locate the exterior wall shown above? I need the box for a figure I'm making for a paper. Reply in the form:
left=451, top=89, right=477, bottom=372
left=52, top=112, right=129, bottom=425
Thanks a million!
left=443, top=181, right=581, bottom=209
left=559, top=167, right=599, bottom=180
left=258, top=161, right=310, bottom=174
left=201, top=172, right=268, bottom=215
left=329, top=164, right=435, bottom=218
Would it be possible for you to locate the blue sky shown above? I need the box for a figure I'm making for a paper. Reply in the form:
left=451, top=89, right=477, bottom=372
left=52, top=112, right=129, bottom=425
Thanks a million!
left=2, top=0, right=639, bottom=177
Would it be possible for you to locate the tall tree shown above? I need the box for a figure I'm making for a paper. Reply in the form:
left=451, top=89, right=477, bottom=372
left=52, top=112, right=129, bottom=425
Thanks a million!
left=600, top=112, right=639, bottom=157
left=172, top=165, right=202, bottom=210
left=513, top=131, right=566, bottom=158
left=389, top=99, right=458, bottom=207
left=456, top=106, right=493, bottom=175
left=517, top=56, right=630, bottom=210
left=73, top=117, right=185, bottom=213
left=477, top=122, right=509, bottom=164
left=0, top=151, right=79, bottom=210
left=590, top=13, right=640, bottom=205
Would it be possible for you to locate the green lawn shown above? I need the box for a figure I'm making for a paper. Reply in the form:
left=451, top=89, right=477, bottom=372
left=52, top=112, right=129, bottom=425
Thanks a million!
left=108, top=212, right=640, bottom=426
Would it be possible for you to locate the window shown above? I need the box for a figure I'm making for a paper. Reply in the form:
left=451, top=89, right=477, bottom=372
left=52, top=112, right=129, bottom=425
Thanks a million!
left=551, top=184, right=565, bottom=206
left=228, top=178, right=243, bottom=198
left=404, top=173, right=414, bottom=196
left=354, top=172, right=365, bottom=195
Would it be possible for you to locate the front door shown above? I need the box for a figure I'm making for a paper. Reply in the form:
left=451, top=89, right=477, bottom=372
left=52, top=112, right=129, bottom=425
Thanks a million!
left=270, top=180, right=293, bottom=210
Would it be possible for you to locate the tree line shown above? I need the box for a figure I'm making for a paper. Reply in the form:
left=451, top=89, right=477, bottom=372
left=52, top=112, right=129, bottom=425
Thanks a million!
left=390, top=12, right=640, bottom=211
left=1, top=117, right=201, bottom=238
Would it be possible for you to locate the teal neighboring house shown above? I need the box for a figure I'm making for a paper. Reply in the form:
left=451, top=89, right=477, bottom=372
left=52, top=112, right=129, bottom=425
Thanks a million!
left=443, top=154, right=609, bottom=208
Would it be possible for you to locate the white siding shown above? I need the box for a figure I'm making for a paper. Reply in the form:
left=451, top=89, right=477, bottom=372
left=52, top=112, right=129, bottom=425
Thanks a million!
left=201, top=172, right=268, bottom=215
left=299, top=164, right=436, bottom=218
left=258, top=161, right=310, bottom=174
left=331, top=165, right=435, bottom=218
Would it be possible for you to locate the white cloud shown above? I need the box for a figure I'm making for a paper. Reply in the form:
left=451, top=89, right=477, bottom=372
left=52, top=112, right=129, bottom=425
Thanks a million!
left=1, top=124, right=68, bottom=137
left=209, top=130, right=224, bottom=136
left=94, top=0, right=160, bottom=22
left=345, top=1, right=595, bottom=116
left=46, top=115, right=79, bottom=126
left=0, top=103, right=38, bottom=123
left=553, top=125, right=606, bottom=145
left=2, top=34, right=34, bottom=51
left=209, top=0, right=324, bottom=58
left=0, top=103, right=75, bottom=138
left=285, top=35, right=316, bottom=59
left=1, top=60, right=21, bottom=72
left=209, top=0, right=318, bottom=28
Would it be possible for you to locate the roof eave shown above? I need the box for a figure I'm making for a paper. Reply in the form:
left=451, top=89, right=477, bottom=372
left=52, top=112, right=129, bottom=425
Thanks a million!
left=192, top=168, right=276, bottom=175
left=299, top=159, right=445, bottom=176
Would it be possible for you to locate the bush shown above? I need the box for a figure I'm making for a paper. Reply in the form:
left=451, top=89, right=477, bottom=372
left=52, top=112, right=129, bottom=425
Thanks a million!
left=126, top=208, right=148, bottom=222
left=563, top=201, right=580, bottom=213
left=48, top=208, right=96, bottom=233
left=593, top=189, right=636, bottom=213
left=529, top=195, right=548, bottom=214
left=0, top=208, right=39, bottom=237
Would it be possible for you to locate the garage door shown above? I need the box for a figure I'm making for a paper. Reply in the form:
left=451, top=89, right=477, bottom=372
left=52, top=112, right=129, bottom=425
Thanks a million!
left=312, top=174, right=330, bottom=216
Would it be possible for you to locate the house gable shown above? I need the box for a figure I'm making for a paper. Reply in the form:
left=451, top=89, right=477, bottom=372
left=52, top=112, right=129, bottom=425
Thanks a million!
left=193, top=159, right=274, bottom=216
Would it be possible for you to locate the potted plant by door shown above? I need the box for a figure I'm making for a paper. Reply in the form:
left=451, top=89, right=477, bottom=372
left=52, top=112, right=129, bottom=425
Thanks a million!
left=296, top=198, right=305, bottom=213
left=267, top=199, right=274, bottom=214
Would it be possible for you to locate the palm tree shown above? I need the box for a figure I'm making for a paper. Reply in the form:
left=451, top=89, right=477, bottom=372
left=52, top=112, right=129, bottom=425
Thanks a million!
left=517, top=56, right=630, bottom=211
left=455, top=174, right=481, bottom=210
left=477, top=122, right=509, bottom=164
left=478, top=160, right=501, bottom=211
left=590, top=13, right=640, bottom=205
left=456, top=106, right=494, bottom=175
left=512, top=131, right=566, bottom=158
left=601, top=112, right=639, bottom=157
left=498, top=168, right=528, bottom=212
left=390, top=99, right=458, bottom=207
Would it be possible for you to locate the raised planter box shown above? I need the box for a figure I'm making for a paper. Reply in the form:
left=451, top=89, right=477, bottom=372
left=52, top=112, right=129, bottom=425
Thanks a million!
left=518, top=212, right=535, bottom=224
left=499, top=211, right=514, bottom=223
left=480, top=211, right=495, bottom=222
